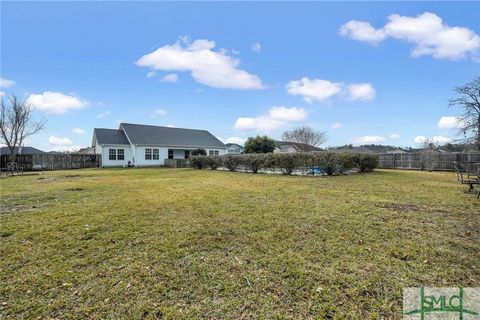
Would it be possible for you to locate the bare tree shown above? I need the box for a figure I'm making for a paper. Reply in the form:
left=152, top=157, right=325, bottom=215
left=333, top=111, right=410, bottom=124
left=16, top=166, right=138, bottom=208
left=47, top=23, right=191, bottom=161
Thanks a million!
left=449, top=77, right=480, bottom=151
left=0, top=94, right=46, bottom=161
left=281, top=125, right=327, bottom=151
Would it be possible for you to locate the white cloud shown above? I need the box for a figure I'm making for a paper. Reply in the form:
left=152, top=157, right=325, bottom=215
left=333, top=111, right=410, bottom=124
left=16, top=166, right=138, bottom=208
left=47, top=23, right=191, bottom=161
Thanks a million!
left=438, top=116, right=462, bottom=129
left=352, top=135, right=385, bottom=144
left=0, top=78, right=15, bottom=88
left=97, top=110, right=111, bottom=118
left=414, top=135, right=453, bottom=145
left=331, top=122, right=343, bottom=130
left=286, top=77, right=342, bottom=103
left=73, top=128, right=86, bottom=135
left=234, top=106, right=308, bottom=132
left=414, top=135, right=428, bottom=144
left=234, top=116, right=284, bottom=132
left=146, top=71, right=157, bottom=78
left=0, top=91, right=4, bottom=98
left=344, top=83, right=376, bottom=101
left=268, top=106, right=308, bottom=122
left=251, top=42, right=262, bottom=53
left=27, top=91, right=87, bottom=114
left=340, top=12, right=480, bottom=60
left=152, top=108, right=167, bottom=118
left=136, top=37, right=264, bottom=89
left=161, top=73, right=178, bottom=83
left=49, top=136, right=72, bottom=146
left=339, top=20, right=386, bottom=44
left=389, top=133, right=401, bottom=139
left=166, top=124, right=175, bottom=128
left=225, top=136, right=247, bottom=145
left=286, top=77, right=375, bottom=103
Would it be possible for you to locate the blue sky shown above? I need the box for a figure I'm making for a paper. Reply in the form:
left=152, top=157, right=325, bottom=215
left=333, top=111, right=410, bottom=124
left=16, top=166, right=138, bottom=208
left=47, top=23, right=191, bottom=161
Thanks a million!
left=1, top=1, right=479, bottom=151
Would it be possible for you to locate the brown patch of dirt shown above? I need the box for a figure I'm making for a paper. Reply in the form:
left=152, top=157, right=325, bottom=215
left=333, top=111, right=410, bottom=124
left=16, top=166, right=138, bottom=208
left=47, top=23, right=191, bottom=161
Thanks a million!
left=65, top=188, right=84, bottom=191
left=0, top=204, right=39, bottom=215
left=376, top=203, right=420, bottom=212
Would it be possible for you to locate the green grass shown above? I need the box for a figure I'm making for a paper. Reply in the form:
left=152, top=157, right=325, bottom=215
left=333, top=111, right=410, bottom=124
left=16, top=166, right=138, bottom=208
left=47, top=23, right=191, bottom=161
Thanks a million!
left=0, top=168, right=478, bottom=319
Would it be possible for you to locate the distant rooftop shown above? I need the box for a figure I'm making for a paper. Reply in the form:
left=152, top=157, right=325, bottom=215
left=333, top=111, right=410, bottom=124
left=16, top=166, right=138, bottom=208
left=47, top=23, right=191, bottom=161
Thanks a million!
left=0, top=146, right=47, bottom=155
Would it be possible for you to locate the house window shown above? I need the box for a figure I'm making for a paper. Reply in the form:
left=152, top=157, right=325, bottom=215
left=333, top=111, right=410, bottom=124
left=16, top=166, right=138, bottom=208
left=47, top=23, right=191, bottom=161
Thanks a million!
left=145, top=148, right=152, bottom=160
left=209, top=150, right=214, bottom=156
left=153, top=149, right=159, bottom=160
left=184, top=150, right=190, bottom=159
left=117, top=149, right=124, bottom=160
left=168, top=149, right=174, bottom=159
left=109, top=148, right=116, bottom=160
left=214, top=150, right=219, bottom=156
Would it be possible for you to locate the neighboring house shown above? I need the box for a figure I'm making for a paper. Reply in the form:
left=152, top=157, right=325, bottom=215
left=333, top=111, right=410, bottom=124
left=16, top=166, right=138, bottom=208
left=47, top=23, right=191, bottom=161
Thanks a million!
left=274, top=141, right=322, bottom=153
left=92, top=123, right=226, bottom=167
left=0, top=146, right=47, bottom=155
left=386, top=149, right=407, bottom=154
left=77, top=147, right=96, bottom=155
left=225, top=143, right=244, bottom=154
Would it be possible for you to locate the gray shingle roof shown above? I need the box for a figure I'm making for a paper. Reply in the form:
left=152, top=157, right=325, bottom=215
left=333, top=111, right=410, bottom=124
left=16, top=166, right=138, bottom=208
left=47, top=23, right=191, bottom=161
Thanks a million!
left=93, top=128, right=130, bottom=145
left=120, top=123, right=225, bottom=148
left=225, top=143, right=244, bottom=148
left=0, top=146, right=47, bottom=155
left=274, top=140, right=323, bottom=152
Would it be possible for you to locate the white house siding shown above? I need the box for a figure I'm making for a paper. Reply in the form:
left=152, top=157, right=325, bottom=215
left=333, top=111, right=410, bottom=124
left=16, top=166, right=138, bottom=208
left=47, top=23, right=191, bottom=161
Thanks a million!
left=97, top=144, right=226, bottom=167
left=135, top=146, right=168, bottom=166
left=100, top=145, right=133, bottom=167
left=207, top=149, right=226, bottom=156
left=136, top=147, right=225, bottom=165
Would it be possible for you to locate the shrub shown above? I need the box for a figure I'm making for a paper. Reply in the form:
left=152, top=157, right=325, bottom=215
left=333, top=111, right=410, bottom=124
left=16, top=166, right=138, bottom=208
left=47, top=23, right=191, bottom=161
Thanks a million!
left=206, top=155, right=222, bottom=170
left=243, top=154, right=264, bottom=173
left=274, top=153, right=299, bottom=175
left=356, top=154, right=379, bottom=172
left=223, top=155, right=240, bottom=171
left=336, top=152, right=356, bottom=173
left=314, top=152, right=337, bottom=175
left=191, top=152, right=378, bottom=174
left=190, top=155, right=208, bottom=169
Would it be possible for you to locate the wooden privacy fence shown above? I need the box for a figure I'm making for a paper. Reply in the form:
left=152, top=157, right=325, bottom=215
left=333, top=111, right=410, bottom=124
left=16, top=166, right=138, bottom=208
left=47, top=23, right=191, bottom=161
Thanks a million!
left=0, top=154, right=101, bottom=171
left=378, top=153, right=480, bottom=171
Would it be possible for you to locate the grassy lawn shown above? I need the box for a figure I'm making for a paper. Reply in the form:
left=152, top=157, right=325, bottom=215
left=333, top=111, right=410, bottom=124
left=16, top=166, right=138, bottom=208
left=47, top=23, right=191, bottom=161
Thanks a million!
left=0, top=168, right=478, bottom=319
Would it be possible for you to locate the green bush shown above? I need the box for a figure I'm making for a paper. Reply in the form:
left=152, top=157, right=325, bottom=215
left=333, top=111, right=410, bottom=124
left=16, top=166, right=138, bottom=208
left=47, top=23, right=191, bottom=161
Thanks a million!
left=273, top=153, right=299, bottom=175
left=190, top=152, right=378, bottom=174
left=206, top=155, right=222, bottom=170
left=190, top=155, right=208, bottom=169
left=223, top=155, right=240, bottom=171
left=243, top=153, right=264, bottom=173
left=336, top=152, right=356, bottom=173
left=356, top=153, right=379, bottom=172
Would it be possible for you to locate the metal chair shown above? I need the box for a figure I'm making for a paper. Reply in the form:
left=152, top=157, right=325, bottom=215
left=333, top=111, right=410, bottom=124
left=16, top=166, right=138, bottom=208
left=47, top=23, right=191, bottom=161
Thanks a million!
left=454, top=162, right=478, bottom=192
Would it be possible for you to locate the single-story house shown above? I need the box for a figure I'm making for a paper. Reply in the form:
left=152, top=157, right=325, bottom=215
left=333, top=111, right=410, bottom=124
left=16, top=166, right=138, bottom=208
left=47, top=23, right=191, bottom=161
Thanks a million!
left=77, top=147, right=96, bottom=155
left=274, top=141, right=322, bottom=153
left=92, top=123, right=226, bottom=167
left=0, top=146, right=47, bottom=155
left=225, top=143, right=244, bottom=154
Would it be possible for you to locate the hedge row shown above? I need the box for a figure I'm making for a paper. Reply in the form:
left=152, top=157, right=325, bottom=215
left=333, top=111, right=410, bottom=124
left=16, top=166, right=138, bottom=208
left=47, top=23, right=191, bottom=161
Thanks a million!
left=190, top=152, right=378, bottom=175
